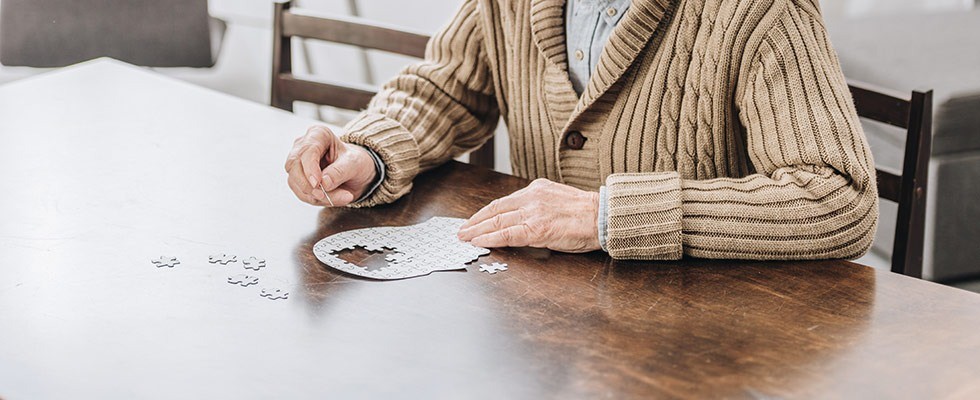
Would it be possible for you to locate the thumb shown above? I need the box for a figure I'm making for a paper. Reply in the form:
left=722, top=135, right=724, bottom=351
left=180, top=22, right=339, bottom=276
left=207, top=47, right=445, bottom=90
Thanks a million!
left=321, top=154, right=359, bottom=192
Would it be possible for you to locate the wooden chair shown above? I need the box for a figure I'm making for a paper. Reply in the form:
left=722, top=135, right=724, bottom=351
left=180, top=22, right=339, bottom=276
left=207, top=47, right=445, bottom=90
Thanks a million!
left=848, top=82, right=933, bottom=279
left=271, top=0, right=495, bottom=168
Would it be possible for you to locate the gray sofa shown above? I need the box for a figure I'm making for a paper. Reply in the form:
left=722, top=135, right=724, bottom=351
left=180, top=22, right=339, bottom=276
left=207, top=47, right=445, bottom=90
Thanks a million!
left=1, top=0, right=222, bottom=67
left=826, top=10, right=980, bottom=281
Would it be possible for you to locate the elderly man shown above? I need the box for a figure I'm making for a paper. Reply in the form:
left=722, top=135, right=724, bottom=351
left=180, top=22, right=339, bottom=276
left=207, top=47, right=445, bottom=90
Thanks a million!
left=285, top=0, right=878, bottom=261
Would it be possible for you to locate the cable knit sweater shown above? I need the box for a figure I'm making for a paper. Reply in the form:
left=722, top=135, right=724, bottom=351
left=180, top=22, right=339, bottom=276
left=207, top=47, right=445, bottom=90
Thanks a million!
left=340, top=0, right=879, bottom=261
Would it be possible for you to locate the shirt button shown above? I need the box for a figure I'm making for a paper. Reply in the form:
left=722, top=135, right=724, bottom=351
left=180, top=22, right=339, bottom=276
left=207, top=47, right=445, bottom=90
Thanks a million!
left=606, top=7, right=617, bottom=17
left=565, top=131, right=586, bottom=150
left=574, top=49, right=585, bottom=61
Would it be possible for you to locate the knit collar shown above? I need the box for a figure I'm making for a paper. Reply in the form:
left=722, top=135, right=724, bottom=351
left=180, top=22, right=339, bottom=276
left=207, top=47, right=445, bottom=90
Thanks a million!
left=530, top=0, right=678, bottom=130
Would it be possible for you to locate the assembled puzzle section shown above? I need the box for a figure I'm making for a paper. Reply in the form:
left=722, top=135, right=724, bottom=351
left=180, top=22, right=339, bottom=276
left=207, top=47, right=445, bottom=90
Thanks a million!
left=313, top=217, right=490, bottom=280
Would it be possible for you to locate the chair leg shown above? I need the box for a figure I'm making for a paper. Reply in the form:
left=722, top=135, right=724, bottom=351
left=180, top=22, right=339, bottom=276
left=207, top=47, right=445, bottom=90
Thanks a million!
left=469, top=138, right=495, bottom=169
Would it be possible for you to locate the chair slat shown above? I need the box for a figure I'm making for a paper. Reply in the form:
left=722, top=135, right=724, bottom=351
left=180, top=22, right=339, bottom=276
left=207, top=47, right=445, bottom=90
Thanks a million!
left=277, top=74, right=376, bottom=111
left=875, top=169, right=902, bottom=203
left=849, top=84, right=912, bottom=129
left=282, top=11, right=428, bottom=58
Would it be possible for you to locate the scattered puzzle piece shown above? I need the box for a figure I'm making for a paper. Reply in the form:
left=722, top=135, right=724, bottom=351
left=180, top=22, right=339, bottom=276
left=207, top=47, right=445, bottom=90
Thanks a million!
left=151, top=256, right=180, bottom=268
left=228, top=274, right=259, bottom=287
left=208, top=253, right=237, bottom=265
left=479, top=262, right=508, bottom=274
left=243, top=256, right=266, bottom=271
left=259, top=288, right=289, bottom=300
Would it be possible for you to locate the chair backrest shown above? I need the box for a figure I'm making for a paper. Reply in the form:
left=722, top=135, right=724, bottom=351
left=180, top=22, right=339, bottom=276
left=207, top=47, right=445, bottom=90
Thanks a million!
left=848, top=82, right=933, bottom=278
left=270, top=0, right=495, bottom=168
left=0, top=0, right=216, bottom=67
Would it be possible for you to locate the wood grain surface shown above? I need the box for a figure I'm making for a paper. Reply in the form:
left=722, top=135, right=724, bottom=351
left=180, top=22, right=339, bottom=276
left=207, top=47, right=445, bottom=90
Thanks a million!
left=1, top=59, right=979, bottom=400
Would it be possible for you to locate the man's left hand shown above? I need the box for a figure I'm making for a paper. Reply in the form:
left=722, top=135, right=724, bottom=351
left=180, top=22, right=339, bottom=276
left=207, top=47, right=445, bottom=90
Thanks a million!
left=457, top=179, right=601, bottom=253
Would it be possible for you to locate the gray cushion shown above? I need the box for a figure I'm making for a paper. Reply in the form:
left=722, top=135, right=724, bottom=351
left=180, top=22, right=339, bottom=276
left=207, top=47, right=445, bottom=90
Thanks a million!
left=1, top=0, right=215, bottom=67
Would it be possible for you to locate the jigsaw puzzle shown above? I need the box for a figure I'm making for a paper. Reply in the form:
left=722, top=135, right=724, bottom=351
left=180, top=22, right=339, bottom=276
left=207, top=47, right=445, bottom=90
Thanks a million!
left=242, top=256, right=266, bottom=271
left=228, top=274, right=259, bottom=287
left=208, top=254, right=237, bottom=265
left=259, top=288, right=289, bottom=300
left=151, top=256, right=180, bottom=268
left=478, top=262, right=508, bottom=274
left=313, top=217, right=490, bottom=280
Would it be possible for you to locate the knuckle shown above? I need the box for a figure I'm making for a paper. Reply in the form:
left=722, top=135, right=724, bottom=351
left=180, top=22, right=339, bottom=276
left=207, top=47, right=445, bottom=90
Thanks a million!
left=490, top=214, right=502, bottom=230
left=518, top=224, right=535, bottom=245
left=517, top=207, right=530, bottom=223
left=530, top=178, right=550, bottom=188
left=306, top=142, right=324, bottom=154
left=487, top=199, right=500, bottom=214
left=526, top=217, right=550, bottom=237
left=309, top=125, right=334, bottom=140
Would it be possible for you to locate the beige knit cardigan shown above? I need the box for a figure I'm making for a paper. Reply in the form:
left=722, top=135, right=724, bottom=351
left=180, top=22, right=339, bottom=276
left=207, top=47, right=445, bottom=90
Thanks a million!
left=341, top=0, right=879, bottom=261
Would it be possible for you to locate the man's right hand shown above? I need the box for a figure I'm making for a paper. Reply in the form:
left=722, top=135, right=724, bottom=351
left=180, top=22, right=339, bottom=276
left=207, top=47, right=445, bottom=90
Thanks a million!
left=285, top=125, right=378, bottom=207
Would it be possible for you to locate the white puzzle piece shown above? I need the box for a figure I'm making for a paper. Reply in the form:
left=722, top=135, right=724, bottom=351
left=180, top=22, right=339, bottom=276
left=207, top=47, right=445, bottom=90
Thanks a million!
left=151, top=256, right=180, bottom=268
left=478, top=262, right=508, bottom=274
left=313, top=217, right=490, bottom=280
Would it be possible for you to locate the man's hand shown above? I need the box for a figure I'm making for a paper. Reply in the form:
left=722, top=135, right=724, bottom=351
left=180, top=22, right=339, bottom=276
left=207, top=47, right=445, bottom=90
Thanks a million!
left=285, top=125, right=377, bottom=207
left=457, top=179, right=601, bottom=253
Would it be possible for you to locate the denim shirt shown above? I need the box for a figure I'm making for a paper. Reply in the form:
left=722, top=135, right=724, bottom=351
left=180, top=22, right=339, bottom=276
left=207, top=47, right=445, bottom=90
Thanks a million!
left=565, top=0, right=632, bottom=95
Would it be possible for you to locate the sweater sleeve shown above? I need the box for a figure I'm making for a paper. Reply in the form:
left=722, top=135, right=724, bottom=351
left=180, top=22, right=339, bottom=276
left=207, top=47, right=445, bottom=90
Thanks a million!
left=341, top=0, right=499, bottom=207
left=603, top=2, right=878, bottom=260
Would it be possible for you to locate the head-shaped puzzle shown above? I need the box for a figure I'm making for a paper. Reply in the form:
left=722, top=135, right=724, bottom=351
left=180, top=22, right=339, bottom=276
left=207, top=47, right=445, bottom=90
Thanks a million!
left=313, top=217, right=489, bottom=280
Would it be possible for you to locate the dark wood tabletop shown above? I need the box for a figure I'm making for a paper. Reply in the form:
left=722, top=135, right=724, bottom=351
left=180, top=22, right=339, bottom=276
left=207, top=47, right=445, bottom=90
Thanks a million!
left=2, top=59, right=980, bottom=399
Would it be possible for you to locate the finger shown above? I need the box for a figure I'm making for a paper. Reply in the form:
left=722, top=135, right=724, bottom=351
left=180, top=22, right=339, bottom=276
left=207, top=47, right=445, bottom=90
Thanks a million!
left=458, top=209, right=525, bottom=241
left=460, top=192, right=524, bottom=230
left=322, top=188, right=356, bottom=207
left=470, top=225, right=533, bottom=248
left=284, top=149, right=298, bottom=173
left=284, top=136, right=303, bottom=172
left=321, top=156, right=356, bottom=192
left=309, top=125, right=340, bottom=162
left=287, top=164, right=318, bottom=205
left=299, top=142, right=326, bottom=190
left=461, top=182, right=541, bottom=230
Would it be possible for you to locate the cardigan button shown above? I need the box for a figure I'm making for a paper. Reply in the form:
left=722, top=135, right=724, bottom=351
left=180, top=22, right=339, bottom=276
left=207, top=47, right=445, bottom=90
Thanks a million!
left=565, top=131, right=586, bottom=150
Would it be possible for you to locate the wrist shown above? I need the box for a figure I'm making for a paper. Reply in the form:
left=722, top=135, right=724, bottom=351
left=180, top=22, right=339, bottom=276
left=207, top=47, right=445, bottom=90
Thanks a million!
left=588, top=190, right=601, bottom=251
left=346, top=143, right=386, bottom=204
left=348, top=144, right=378, bottom=182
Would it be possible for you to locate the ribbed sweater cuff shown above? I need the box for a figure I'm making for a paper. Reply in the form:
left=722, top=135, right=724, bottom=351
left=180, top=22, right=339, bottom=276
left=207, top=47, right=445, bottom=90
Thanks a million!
left=605, top=172, right=683, bottom=260
left=340, top=112, right=421, bottom=208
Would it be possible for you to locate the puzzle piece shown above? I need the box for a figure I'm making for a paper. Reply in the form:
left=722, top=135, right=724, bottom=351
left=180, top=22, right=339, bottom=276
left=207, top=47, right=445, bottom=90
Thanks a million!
left=313, top=217, right=490, bottom=280
left=227, top=274, right=259, bottom=287
left=259, top=288, right=289, bottom=300
left=478, top=262, right=508, bottom=274
left=242, top=256, right=266, bottom=271
left=208, top=253, right=237, bottom=265
left=151, top=256, right=180, bottom=268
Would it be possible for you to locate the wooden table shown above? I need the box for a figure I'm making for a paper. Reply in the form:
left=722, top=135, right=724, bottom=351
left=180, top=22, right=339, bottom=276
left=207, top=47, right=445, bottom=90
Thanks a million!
left=2, top=59, right=979, bottom=399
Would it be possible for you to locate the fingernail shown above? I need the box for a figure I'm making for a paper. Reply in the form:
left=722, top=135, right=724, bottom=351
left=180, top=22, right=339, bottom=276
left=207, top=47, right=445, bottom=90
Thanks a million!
left=308, top=175, right=318, bottom=187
